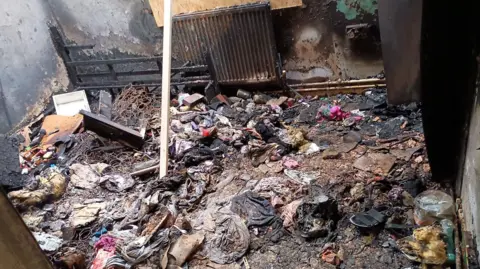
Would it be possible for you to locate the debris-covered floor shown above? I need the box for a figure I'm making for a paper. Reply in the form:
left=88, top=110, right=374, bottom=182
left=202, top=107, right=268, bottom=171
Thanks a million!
left=8, top=86, right=458, bottom=269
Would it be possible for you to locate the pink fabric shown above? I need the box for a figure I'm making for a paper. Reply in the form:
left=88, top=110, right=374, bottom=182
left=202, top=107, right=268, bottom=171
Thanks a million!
left=316, top=105, right=350, bottom=122
left=94, top=235, right=117, bottom=252
left=91, top=249, right=115, bottom=269
left=283, top=158, right=299, bottom=169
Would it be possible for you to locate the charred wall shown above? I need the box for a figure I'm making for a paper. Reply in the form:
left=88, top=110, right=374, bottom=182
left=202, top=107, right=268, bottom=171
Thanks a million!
left=0, top=0, right=164, bottom=134
left=45, top=0, right=163, bottom=56
left=0, top=0, right=69, bottom=134
left=272, top=0, right=383, bottom=83
left=0, top=0, right=383, bottom=134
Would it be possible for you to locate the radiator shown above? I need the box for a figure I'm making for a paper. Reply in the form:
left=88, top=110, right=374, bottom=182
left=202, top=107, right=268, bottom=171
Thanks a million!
left=172, top=3, right=280, bottom=85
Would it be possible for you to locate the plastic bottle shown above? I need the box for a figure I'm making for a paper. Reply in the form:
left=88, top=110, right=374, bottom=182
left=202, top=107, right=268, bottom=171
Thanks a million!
left=414, top=190, right=454, bottom=226
left=440, top=219, right=456, bottom=264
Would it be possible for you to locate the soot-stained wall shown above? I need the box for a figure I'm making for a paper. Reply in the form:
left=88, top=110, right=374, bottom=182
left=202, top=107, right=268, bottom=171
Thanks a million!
left=0, top=0, right=69, bottom=134
left=0, top=0, right=382, bottom=133
left=0, top=0, right=162, bottom=134
left=273, top=0, right=382, bottom=83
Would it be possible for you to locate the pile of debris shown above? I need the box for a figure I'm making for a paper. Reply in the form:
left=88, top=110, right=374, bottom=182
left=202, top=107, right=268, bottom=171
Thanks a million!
left=4, top=85, right=461, bottom=268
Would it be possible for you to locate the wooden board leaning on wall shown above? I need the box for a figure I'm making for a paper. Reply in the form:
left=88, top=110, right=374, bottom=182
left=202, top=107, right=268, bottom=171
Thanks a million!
left=149, top=0, right=303, bottom=27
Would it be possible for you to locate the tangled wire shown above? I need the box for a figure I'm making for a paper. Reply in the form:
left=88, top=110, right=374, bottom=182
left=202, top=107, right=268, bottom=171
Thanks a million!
left=112, top=86, right=162, bottom=129
left=68, top=133, right=158, bottom=174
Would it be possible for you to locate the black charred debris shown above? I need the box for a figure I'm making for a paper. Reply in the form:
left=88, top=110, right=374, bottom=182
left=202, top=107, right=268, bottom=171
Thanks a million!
left=6, top=86, right=457, bottom=269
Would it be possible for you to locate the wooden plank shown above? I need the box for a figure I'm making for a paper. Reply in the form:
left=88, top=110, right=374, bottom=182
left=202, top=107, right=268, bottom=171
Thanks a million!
left=149, top=0, right=302, bottom=27
left=271, top=0, right=303, bottom=9
left=80, top=110, right=145, bottom=149
left=159, top=0, right=173, bottom=178
left=0, top=190, right=53, bottom=269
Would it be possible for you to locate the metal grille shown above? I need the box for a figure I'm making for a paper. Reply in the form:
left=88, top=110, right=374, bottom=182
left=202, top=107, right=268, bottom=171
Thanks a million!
left=49, top=26, right=211, bottom=90
left=172, top=3, right=280, bottom=85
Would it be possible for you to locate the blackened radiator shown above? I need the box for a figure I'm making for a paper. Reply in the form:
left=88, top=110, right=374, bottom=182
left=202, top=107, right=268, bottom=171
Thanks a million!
left=172, top=3, right=280, bottom=85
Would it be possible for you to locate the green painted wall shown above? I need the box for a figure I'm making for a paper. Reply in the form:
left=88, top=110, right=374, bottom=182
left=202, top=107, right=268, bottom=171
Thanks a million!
left=336, top=0, right=378, bottom=20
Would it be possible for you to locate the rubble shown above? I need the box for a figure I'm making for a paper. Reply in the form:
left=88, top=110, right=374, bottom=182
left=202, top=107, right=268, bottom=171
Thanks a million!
left=182, top=93, right=205, bottom=106
left=353, top=153, right=397, bottom=175
left=8, top=86, right=455, bottom=269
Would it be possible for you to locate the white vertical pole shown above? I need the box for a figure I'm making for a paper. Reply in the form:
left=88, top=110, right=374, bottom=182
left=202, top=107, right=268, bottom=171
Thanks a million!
left=159, top=0, right=172, bottom=178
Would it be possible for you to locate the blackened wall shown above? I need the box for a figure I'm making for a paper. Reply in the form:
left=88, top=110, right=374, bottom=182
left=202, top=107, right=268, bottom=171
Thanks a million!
left=0, top=0, right=382, bottom=133
left=0, top=0, right=163, bottom=134
left=0, top=0, right=69, bottom=134
left=273, top=0, right=383, bottom=83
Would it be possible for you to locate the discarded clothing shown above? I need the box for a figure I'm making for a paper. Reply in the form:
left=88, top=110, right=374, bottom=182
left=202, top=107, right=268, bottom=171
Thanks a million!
left=94, top=235, right=117, bottom=253
left=178, top=178, right=206, bottom=207
left=282, top=157, right=299, bottom=169
left=281, top=199, right=302, bottom=231
left=120, top=231, right=169, bottom=266
left=91, top=249, right=116, bottom=269
left=181, top=146, right=215, bottom=167
left=172, top=138, right=195, bottom=159
left=249, top=144, right=278, bottom=167
left=34, top=232, right=63, bottom=252
left=205, top=213, right=250, bottom=264
left=231, top=191, right=284, bottom=242
left=150, top=174, right=186, bottom=192
left=251, top=177, right=293, bottom=198
left=316, top=105, right=349, bottom=121
left=90, top=227, right=108, bottom=245
left=100, top=174, right=135, bottom=192
left=8, top=171, right=66, bottom=207
left=254, top=122, right=275, bottom=141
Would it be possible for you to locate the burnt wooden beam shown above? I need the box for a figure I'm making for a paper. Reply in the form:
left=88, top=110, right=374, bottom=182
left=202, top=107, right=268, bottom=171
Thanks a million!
left=80, top=110, right=145, bottom=149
